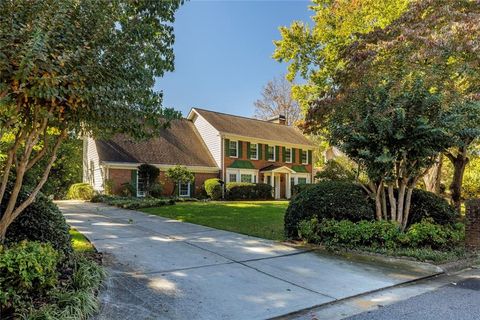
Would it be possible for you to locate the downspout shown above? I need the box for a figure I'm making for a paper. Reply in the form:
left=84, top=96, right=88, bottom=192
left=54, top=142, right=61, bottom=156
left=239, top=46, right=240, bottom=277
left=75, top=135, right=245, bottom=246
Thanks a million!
left=221, top=134, right=225, bottom=199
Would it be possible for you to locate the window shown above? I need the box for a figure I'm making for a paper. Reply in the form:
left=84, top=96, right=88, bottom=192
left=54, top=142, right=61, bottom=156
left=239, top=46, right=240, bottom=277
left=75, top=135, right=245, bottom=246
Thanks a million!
left=298, top=177, right=307, bottom=185
left=290, top=177, right=295, bottom=189
left=229, top=173, right=237, bottom=182
left=137, top=172, right=146, bottom=197
left=179, top=182, right=190, bottom=197
left=268, top=145, right=275, bottom=161
left=241, top=174, right=253, bottom=183
left=301, top=150, right=308, bottom=164
left=229, top=140, right=238, bottom=157
left=250, top=143, right=258, bottom=160
left=285, top=148, right=292, bottom=163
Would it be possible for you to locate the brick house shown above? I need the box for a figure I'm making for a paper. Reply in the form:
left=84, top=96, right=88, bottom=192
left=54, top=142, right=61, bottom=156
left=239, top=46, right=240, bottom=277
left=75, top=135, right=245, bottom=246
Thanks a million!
left=83, top=108, right=315, bottom=199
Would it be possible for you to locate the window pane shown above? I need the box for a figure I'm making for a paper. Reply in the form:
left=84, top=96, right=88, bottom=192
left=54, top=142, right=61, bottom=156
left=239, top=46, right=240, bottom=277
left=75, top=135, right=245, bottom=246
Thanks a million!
left=250, top=144, right=257, bottom=159
left=285, top=148, right=291, bottom=162
left=229, top=174, right=237, bottom=182
left=179, top=182, right=190, bottom=196
left=302, top=151, right=308, bottom=164
left=268, top=146, right=275, bottom=161
left=229, top=141, right=238, bottom=157
left=241, top=174, right=252, bottom=183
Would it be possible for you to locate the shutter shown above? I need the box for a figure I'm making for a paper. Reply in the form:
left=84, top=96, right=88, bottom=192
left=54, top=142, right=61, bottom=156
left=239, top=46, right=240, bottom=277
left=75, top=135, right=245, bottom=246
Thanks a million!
left=224, top=138, right=230, bottom=157
left=282, top=147, right=286, bottom=162
left=308, top=150, right=313, bottom=165
left=190, top=179, right=195, bottom=197
left=258, top=143, right=263, bottom=160
left=292, top=148, right=296, bottom=163
left=238, top=141, right=243, bottom=158
left=275, top=146, right=280, bottom=162
left=131, top=170, right=138, bottom=196
left=299, top=148, right=303, bottom=163
left=265, top=144, right=269, bottom=160
left=247, top=142, right=251, bottom=159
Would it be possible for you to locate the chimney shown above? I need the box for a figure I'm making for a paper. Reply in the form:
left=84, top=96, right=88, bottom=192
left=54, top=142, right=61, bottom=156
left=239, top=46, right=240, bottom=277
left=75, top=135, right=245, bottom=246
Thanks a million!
left=267, top=114, right=286, bottom=125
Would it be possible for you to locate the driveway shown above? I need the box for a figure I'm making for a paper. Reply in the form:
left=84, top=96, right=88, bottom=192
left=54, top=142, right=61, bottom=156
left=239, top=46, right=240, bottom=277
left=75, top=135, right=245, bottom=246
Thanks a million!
left=58, top=201, right=442, bottom=320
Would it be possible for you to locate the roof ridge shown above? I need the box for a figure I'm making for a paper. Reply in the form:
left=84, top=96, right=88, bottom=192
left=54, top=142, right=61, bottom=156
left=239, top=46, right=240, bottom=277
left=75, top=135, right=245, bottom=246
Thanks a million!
left=192, top=107, right=297, bottom=128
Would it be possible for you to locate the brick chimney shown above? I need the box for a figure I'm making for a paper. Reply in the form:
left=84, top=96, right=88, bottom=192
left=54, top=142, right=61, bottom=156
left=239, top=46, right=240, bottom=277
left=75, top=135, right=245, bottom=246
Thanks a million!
left=267, top=115, right=286, bottom=125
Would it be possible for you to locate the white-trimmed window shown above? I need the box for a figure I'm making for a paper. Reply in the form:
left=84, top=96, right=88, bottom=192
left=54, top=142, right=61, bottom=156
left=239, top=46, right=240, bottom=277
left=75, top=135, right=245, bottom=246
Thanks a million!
left=301, top=150, right=308, bottom=164
left=229, top=173, right=237, bottom=183
left=298, top=177, right=307, bottom=185
left=229, top=140, right=238, bottom=158
left=268, top=145, right=275, bottom=161
left=137, top=172, right=146, bottom=197
left=241, top=174, right=253, bottom=183
left=179, top=182, right=190, bottom=197
left=250, top=143, right=258, bottom=160
left=285, top=148, right=292, bottom=163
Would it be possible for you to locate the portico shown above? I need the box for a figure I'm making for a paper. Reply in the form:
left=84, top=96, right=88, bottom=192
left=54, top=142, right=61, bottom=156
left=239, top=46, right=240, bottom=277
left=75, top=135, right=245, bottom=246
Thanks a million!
left=260, top=165, right=296, bottom=199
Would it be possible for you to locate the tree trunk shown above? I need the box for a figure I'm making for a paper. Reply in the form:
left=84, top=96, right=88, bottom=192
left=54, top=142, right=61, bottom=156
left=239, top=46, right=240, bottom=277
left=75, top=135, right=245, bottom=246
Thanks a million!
left=402, top=187, right=414, bottom=231
left=449, top=153, right=468, bottom=212
left=375, top=182, right=383, bottom=220
left=381, top=187, right=388, bottom=220
left=397, top=181, right=406, bottom=224
left=423, top=154, right=443, bottom=194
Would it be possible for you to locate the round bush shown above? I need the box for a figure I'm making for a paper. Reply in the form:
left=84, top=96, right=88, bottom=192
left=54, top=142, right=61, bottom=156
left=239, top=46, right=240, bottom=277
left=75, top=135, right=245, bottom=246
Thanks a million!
left=66, top=183, right=94, bottom=200
left=284, top=181, right=375, bottom=239
left=148, top=183, right=163, bottom=198
left=408, top=189, right=457, bottom=226
left=204, top=178, right=223, bottom=200
left=5, top=189, right=72, bottom=257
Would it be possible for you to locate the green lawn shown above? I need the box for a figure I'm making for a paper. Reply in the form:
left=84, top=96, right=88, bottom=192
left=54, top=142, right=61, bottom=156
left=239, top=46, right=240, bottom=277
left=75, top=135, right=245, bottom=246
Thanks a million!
left=141, top=201, right=289, bottom=240
left=69, top=228, right=95, bottom=253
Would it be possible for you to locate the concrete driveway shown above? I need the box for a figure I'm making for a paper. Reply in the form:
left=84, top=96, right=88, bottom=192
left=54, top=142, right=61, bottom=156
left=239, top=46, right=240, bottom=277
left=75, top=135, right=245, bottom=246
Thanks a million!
left=57, top=201, right=442, bottom=320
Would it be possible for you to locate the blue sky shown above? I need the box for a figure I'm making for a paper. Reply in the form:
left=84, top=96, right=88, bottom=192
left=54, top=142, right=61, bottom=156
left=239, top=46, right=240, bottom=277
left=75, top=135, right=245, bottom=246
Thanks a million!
left=154, top=0, right=312, bottom=117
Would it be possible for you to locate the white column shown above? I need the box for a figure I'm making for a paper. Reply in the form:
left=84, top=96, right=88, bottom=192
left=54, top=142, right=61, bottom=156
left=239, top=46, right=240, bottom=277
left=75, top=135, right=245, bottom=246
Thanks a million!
left=286, top=173, right=291, bottom=199
left=270, top=173, right=275, bottom=198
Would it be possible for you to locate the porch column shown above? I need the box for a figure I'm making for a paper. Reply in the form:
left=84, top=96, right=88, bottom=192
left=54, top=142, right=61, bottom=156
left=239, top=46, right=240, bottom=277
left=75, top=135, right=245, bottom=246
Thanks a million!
left=270, top=173, right=275, bottom=198
left=286, top=172, right=291, bottom=199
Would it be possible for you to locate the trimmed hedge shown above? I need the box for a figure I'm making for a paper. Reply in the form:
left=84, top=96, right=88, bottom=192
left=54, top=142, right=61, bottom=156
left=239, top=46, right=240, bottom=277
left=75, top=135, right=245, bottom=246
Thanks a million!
left=285, top=181, right=375, bottom=239
left=5, top=190, right=72, bottom=257
left=407, top=189, right=457, bottom=226
left=291, top=183, right=316, bottom=197
left=225, top=182, right=273, bottom=200
left=204, top=178, right=223, bottom=200
left=66, top=183, right=94, bottom=200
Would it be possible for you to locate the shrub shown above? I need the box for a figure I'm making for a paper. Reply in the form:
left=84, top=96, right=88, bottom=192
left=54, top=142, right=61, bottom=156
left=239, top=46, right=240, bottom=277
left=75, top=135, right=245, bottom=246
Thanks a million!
left=5, top=190, right=72, bottom=256
left=406, top=219, right=464, bottom=250
left=315, top=159, right=357, bottom=182
left=120, top=182, right=136, bottom=197
left=285, top=181, right=375, bottom=239
left=148, top=183, right=163, bottom=198
left=0, top=241, right=60, bottom=312
left=225, top=182, right=273, bottom=200
left=204, top=178, right=223, bottom=200
left=298, top=218, right=321, bottom=243
left=407, top=189, right=457, bottom=226
left=100, top=197, right=175, bottom=209
left=291, top=183, right=316, bottom=197
left=66, top=183, right=94, bottom=200
left=103, top=179, right=114, bottom=195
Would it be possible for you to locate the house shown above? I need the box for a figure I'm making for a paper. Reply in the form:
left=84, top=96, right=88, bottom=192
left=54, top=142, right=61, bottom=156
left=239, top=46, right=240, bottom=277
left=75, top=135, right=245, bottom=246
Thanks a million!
left=83, top=108, right=315, bottom=199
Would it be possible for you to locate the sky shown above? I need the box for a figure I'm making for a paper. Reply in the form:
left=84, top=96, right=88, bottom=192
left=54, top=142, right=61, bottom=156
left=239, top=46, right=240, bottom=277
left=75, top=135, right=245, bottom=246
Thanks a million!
left=154, top=0, right=312, bottom=118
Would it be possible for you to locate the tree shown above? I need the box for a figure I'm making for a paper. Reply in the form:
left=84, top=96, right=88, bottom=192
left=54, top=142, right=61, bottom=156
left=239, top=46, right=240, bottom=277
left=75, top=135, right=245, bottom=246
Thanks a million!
left=253, top=75, right=301, bottom=126
left=328, top=79, right=451, bottom=229
left=165, top=166, right=194, bottom=196
left=0, top=0, right=183, bottom=241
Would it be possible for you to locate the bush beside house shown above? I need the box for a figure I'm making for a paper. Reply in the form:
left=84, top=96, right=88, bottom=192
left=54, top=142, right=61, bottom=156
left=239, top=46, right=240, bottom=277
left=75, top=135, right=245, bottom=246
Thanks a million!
left=66, top=183, right=94, bottom=200
left=204, top=178, right=223, bottom=200
left=226, top=182, right=272, bottom=200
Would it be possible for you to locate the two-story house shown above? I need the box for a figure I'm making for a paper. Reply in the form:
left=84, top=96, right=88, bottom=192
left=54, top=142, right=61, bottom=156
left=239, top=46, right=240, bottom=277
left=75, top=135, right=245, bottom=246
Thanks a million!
left=83, top=107, right=315, bottom=199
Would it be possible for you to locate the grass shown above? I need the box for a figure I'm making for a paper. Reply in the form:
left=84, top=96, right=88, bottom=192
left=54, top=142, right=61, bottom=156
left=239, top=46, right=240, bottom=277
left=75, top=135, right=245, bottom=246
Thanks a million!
left=69, top=228, right=95, bottom=253
left=141, top=201, right=289, bottom=240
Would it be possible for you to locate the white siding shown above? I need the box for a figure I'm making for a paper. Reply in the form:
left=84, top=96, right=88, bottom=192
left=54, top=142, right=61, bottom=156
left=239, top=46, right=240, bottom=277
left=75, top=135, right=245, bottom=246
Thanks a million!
left=191, top=113, right=222, bottom=168
left=83, top=137, right=104, bottom=191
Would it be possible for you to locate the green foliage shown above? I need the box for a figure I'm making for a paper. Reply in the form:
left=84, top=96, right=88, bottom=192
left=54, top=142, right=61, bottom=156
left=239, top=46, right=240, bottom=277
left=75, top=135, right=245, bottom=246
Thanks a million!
left=225, top=182, right=273, bottom=200
left=460, top=155, right=480, bottom=199
left=0, top=241, right=60, bottom=312
left=315, top=159, right=357, bottom=182
left=408, top=189, right=457, bottom=226
left=204, top=178, right=223, bottom=200
left=285, top=181, right=375, bottom=238
left=298, top=218, right=464, bottom=252
left=92, top=195, right=175, bottom=210
left=5, top=191, right=72, bottom=257
left=69, top=228, right=95, bottom=253
left=103, top=179, right=114, bottom=196
left=148, top=183, right=164, bottom=199
left=138, top=164, right=160, bottom=196
left=120, top=182, right=136, bottom=197
left=165, top=165, right=195, bottom=196
left=66, top=183, right=94, bottom=200
left=291, top=183, right=316, bottom=197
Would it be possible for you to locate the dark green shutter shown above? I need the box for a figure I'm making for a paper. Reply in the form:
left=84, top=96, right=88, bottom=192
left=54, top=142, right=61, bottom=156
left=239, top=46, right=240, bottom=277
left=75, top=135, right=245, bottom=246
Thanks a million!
left=247, top=142, right=251, bottom=159
left=275, top=146, right=280, bottom=162
left=190, top=179, right=195, bottom=197
left=308, top=150, right=313, bottom=164
left=258, top=143, right=263, bottom=160
left=131, top=170, right=138, bottom=196
left=224, top=138, right=230, bottom=157
left=292, top=148, right=296, bottom=163
left=282, top=147, right=286, bottom=162
left=299, top=148, right=303, bottom=163
left=238, top=141, right=243, bottom=158
left=265, top=144, right=269, bottom=160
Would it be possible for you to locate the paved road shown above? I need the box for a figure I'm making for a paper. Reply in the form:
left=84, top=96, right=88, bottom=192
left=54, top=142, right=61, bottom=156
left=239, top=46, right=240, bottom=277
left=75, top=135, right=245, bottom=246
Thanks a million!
left=346, top=277, right=480, bottom=320
left=57, top=201, right=441, bottom=320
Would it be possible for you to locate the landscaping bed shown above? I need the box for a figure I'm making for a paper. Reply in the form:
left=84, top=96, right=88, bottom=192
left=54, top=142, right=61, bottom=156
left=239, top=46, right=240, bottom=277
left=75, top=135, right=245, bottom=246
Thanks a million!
left=91, top=194, right=176, bottom=209
left=141, top=201, right=288, bottom=240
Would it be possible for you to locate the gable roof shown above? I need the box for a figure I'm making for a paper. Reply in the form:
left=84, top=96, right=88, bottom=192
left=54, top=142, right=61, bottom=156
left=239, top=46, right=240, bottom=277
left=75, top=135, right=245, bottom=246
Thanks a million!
left=95, top=119, right=218, bottom=168
left=189, top=108, right=314, bottom=147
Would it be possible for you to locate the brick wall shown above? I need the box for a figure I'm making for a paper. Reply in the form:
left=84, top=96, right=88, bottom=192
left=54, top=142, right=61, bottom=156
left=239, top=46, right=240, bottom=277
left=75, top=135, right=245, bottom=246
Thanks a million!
left=466, top=199, right=480, bottom=251
left=159, top=171, right=219, bottom=197
left=109, top=168, right=132, bottom=194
